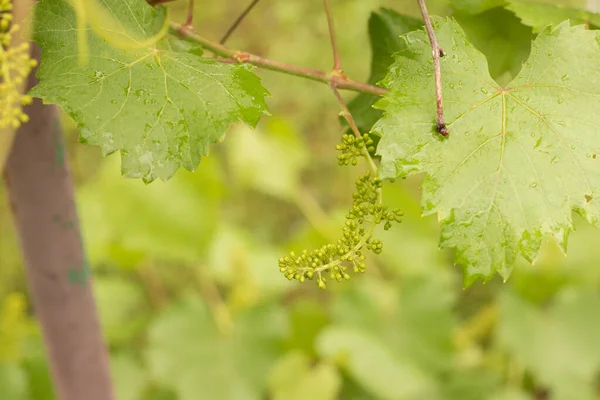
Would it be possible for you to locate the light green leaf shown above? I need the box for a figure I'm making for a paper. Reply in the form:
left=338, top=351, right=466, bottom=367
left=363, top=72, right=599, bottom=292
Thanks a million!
left=268, top=351, right=341, bottom=400
left=374, top=19, right=600, bottom=284
left=31, top=0, right=268, bottom=182
left=506, top=0, right=600, bottom=33
left=146, top=294, right=287, bottom=400
left=316, top=327, right=435, bottom=400
left=498, top=290, right=600, bottom=399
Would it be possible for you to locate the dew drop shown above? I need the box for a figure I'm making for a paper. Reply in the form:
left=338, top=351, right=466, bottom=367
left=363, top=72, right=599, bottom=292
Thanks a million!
left=481, top=87, right=489, bottom=94
left=530, top=182, right=538, bottom=188
left=561, top=74, right=569, bottom=81
left=571, top=145, right=576, bottom=150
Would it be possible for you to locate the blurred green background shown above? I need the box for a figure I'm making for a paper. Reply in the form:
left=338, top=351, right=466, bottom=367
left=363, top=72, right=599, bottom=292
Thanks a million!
left=2, top=0, right=600, bottom=399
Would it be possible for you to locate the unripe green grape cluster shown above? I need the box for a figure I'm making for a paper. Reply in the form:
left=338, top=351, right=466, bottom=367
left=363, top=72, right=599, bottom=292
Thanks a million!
left=278, top=171, right=403, bottom=289
left=336, top=133, right=375, bottom=166
left=0, top=0, right=37, bottom=129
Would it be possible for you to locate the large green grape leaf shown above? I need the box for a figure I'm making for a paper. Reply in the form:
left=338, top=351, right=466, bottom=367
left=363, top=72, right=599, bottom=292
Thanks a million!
left=30, top=0, right=268, bottom=182
left=506, top=0, right=600, bottom=33
left=374, top=19, right=600, bottom=284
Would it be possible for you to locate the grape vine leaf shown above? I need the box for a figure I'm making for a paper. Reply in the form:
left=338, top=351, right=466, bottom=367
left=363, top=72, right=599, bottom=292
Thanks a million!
left=347, top=9, right=422, bottom=134
left=30, top=0, right=268, bottom=182
left=506, top=0, right=600, bottom=33
left=374, top=19, right=600, bottom=284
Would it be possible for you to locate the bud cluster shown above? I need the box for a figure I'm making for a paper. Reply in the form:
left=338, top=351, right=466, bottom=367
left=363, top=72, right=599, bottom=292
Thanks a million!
left=278, top=172, right=403, bottom=289
left=1, top=0, right=37, bottom=129
left=336, top=133, right=375, bottom=166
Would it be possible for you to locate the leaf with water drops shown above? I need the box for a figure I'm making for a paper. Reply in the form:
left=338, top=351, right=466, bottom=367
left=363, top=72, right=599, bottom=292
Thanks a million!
left=374, top=18, right=600, bottom=285
left=30, top=0, right=268, bottom=182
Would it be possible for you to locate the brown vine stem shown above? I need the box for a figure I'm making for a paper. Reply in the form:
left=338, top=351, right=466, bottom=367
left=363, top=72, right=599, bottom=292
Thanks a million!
left=186, top=0, right=195, bottom=27
left=170, top=23, right=387, bottom=96
left=323, top=0, right=341, bottom=71
left=417, top=0, right=448, bottom=136
left=220, top=0, right=262, bottom=44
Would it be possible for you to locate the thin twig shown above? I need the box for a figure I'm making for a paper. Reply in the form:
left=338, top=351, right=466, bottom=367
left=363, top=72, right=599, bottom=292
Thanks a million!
left=323, top=0, right=341, bottom=71
left=417, top=0, right=448, bottom=136
left=184, top=0, right=194, bottom=27
left=171, top=23, right=388, bottom=96
left=220, top=0, right=262, bottom=44
left=330, top=83, right=378, bottom=175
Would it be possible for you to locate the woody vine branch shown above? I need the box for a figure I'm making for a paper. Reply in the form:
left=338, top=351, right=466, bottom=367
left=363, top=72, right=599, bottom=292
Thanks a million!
left=168, top=0, right=445, bottom=134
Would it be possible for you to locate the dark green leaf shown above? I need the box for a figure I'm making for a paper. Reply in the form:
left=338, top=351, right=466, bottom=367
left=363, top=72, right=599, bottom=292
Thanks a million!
left=347, top=9, right=422, bottom=134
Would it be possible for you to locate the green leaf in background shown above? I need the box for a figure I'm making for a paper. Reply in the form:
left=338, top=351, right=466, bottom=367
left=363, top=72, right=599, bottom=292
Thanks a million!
left=146, top=294, right=287, bottom=400
left=374, top=19, right=600, bottom=284
left=506, top=0, right=600, bottom=32
left=316, top=327, right=435, bottom=400
left=78, top=154, right=223, bottom=266
left=31, top=0, right=268, bottom=182
left=456, top=7, right=532, bottom=86
left=225, top=117, right=308, bottom=200
left=323, top=275, right=459, bottom=399
left=267, top=351, right=341, bottom=400
left=498, top=290, right=600, bottom=399
left=347, top=9, right=422, bottom=135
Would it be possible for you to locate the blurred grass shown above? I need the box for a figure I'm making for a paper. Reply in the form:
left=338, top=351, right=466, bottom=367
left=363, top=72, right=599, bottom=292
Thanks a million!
left=1, top=0, right=600, bottom=399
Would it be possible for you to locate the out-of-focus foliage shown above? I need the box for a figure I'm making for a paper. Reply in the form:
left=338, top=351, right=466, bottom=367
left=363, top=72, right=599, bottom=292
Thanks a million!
left=2, top=0, right=600, bottom=399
